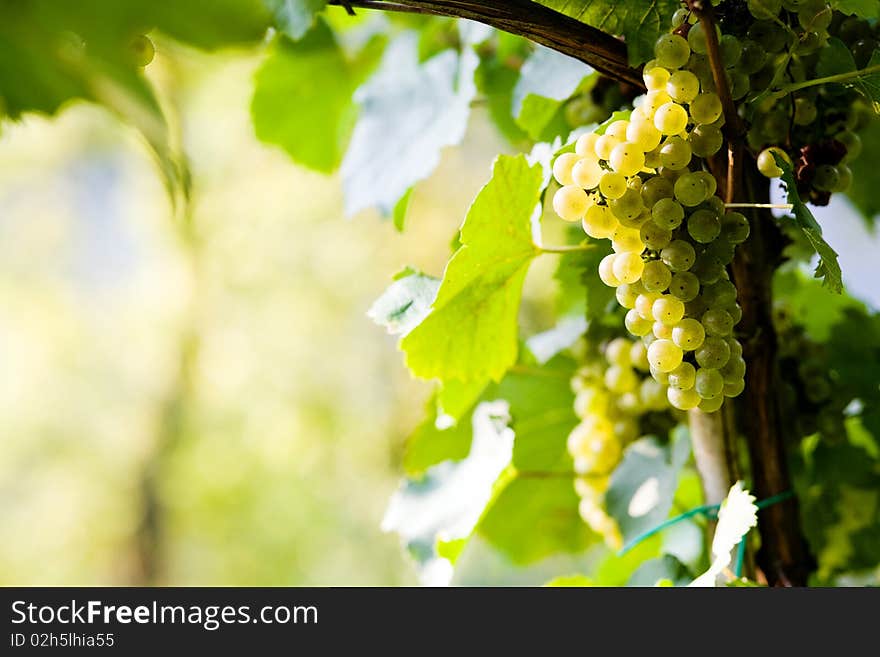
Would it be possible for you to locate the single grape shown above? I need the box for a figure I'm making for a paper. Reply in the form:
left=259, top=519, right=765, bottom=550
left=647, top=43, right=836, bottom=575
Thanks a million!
left=648, top=338, right=684, bottom=373
left=653, top=321, right=673, bottom=340
left=721, top=212, right=750, bottom=244
left=599, top=171, right=628, bottom=199
left=605, top=365, right=639, bottom=393
left=672, top=317, right=706, bottom=351
left=727, top=337, right=743, bottom=360
left=598, top=253, right=621, bottom=287
left=661, top=239, right=696, bottom=271
left=747, top=21, right=786, bottom=53
left=625, top=308, right=653, bottom=336
left=605, top=120, right=630, bottom=141
left=640, top=221, right=673, bottom=251
left=613, top=251, right=645, bottom=284
left=688, top=124, right=723, bottom=158
left=654, top=102, right=689, bottom=135
left=605, top=337, right=632, bottom=365
left=723, top=378, right=745, bottom=397
left=668, top=361, right=696, bottom=390
left=576, top=133, right=600, bottom=157
left=719, top=35, right=743, bottom=67
left=698, top=394, right=724, bottom=412
left=687, top=22, right=709, bottom=55
left=687, top=209, right=721, bottom=243
left=609, top=142, right=646, bottom=176
left=738, top=40, right=767, bottom=74
left=667, top=70, right=700, bottom=104
left=702, top=308, right=734, bottom=336
left=695, top=368, right=724, bottom=399
left=582, top=204, right=618, bottom=239
left=643, top=90, right=673, bottom=118
left=659, top=136, right=692, bottom=170
left=833, top=164, right=853, bottom=193
left=635, top=292, right=660, bottom=320
left=650, top=364, right=670, bottom=384
left=836, top=131, right=862, bottom=162
left=655, top=34, right=691, bottom=69
left=704, top=279, right=738, bottom=307
left=720, top=356, right=747, bottom=383
left=652, top=295, right=686, bottom=325
left=641, top=260, right=673, bottom=292
left=813, top=164, right=840, bottom=192
left=690, top=93, right=722, bottom=124
left=669, top=271, right=700, bottom=302
left=572, top=156, right=604, bottom=189
left=757, top=146, right=791, bottom=177
left=674, top=173, right=710, bottom=207
left=616, top=283, right=641, bottom=309
left=627, top=118, right=663, bottom=152
left=130, top=34, right=156, bottom=67
left=652, top=197, right=685, bottom=230
left=727, top=303, right=743, bottom=325
left=668, top=385, right=701, bottom=410
left=640, top=176, right=674, bottom=207
left=691, top=253, right=725, bottom=284
left=554, top=185, right=590, bottom=222
left=644, top=65, right=671, bottom=91
left=553, top=152, right=580, bottom=186
left=595, top=134, right=621, bottom=161
left=695, top=335, right=731, bottom=369
left=612, top=224, right=645, bottom=253
left=793, top=97, right=818, bottom=126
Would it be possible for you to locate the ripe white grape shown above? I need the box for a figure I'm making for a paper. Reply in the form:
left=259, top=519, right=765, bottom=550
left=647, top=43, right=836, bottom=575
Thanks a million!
left=652, top=295, right=686, bottom=325
left=672, top=317, right=705, bottom=350
left=553, top=152, right=580, bottom=186
left=600, top=171, right=628, bottom=199
left=644, top=65, right=671, bottom=91
left=595, top=134, right=621, bottom=160
left=609, top=142, right=646, bottom=176
left=625, top=308, right=653, bottom=336
left=582, top=204, right=618, bottom=239
left=613, top=251, right=645, bottom=284
left=690, top=93, right=723, bottom=124
left=553, top=185, right=590, bottom=222
left=668, top=361, right=696, bottom=390
left=611, top=225, right=644, bottom=253
left=605, top=120, right=630, bottom=141
left=627, top=119, right=663, bottom=152
left=756, top=146, right=791, bottom=177
left=668, top=385, right=701, bottom=410
left=576, top=132, right=600, bottom=157
left=654, top=102, right=689, bottom=135
left=598, top=253, right=621, bottom=287
left=655, top=33, right=691, bottom=69
left=667, top=70, right=700, bottom=103
left=647, top=338, right=683, bottom=372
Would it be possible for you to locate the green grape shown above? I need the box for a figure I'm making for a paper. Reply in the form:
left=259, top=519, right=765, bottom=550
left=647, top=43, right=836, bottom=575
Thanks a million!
left=800, top=1, right=832, bottom=31
left=668, top=361, right=696, bottom=390
left=687, top=209, right=721, bottom=243
left=702, top=308, right=734, bottom=336
left=652, top=197, right=685, bottom=230
left=635, top=293, right=659, bottom=320
left=605, top=365, right=639, bottom=393
left=690, top=93, right=722, bottom=124
left=695, top=368, right=724, bottom=399
left=653, top=321, right=673, bottom=339
left=612, top=225, right=645, bottom=253
left=687, top=22, right=709, bottom=55
left=605, top=119, right=630, bottom=141
left=691, top=253, right=725, bottom=284
left=727, top=337, right=743, bottom=360
left=721, top=212, right=750, bottom=244
left=554, top=185, right=591, bottom=222
left=625, top=308, right=653, bottom=336
left=640, top=378, right=668, bottom=410
left=672, top=317, right=705, bottom=351
left=833, top=164, right=853, bottom=193
left=643, top=65, right=671, bottom=92
left=647, top=338, right=684, bottom=373
left=720, top=356, right=746, bottom=383
left=553, top=152, right=580, bottom=186
left=576, top=132, right=600, bottom=157
left=652, top=295, right=686, bottom=325
left=723, top=378, right=745, bottom=398
left=674, top=173, right=710, bottom=207
left=655, top=33, right=691, bottom=69
left=595, top=134, right=621, bottom=160
left=650, top=364, right=670, bottom=384
left=661, top=239, right=696, bottom=272
left=836, top=131, right=862, bottom=162
left=598, top=253, right=621, bottom=287
left=669, top=271, right=700, bottom=302
left=583, top=204, right=618, bottom=239
left=643, top=90, right=673, bottom=118
left=641, top=260, right=673, bottom=292
left=748, top=21, right=786, bottom=53
left=738, top=40, right=767, bottom=74
left=667, top=70, right=700, bottom=104
left=640, top=176, right=674, bottom=207
left=616, top=283, right=641, bottom=309
left=703, top=192, right=724, bottom=214
left=609, top=142, right=646, bottom=176
left=704, top=237, right=734, bottom=264
left=757, top=146, right=791, bottom=177
left=599, top=171, right=628, bottom=199
left=610, top=188, right=646, bottom=222
left=813, top=164, right=840, bottom=192
left=606, top=337, right=632, bottom=365
left=793, top=97, right=818, bottom=125
left=671, top=7, right=690, bottom=27
left=748, top=0, right=782, bottom=20
left=659, top=136, right=692, bottom=170
left=727, top=303, right=743, bottom=325
left=654, top=102, right=689, bottom=135
left=704, top=279, right=737, bottom=307
left=729, top=71, right=751, bottom=100
left=627, top=176, right=643, bottom=191
left=688, top=124, right=723, bottom=157
left=720, top=35, right=743, bottom=67
left=613, top=251, right=645, bottom=284
left=130, top=34, right=156, bottom=67
left=695, top=335, right=731, bottom=369
left=627, top=118, right=663, bottom=152
left=640, top=222, right=673, bottom=250
left=572, top=156, right=604, bottom=189
left=668, top=386, right=701, bottom=410
left=698, top=394, right=724, bottom=412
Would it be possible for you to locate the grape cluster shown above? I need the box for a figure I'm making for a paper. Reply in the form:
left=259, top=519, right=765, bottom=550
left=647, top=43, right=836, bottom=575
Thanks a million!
left=567, top=337, right=670, bottom=548
left=552, top=24, right=748, bottom=412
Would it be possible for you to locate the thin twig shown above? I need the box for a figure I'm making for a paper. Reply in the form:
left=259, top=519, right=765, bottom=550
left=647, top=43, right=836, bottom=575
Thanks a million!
left=327, top=0, right=645, bottom=89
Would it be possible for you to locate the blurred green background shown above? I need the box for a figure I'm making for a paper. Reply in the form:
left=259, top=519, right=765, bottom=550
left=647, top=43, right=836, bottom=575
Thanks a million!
left=0, top=42, right=519, bottom=585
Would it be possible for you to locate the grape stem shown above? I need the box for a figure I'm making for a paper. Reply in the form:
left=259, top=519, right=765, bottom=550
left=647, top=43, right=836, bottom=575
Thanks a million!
left=771, top=63, right=880, bottom=96
left=326, top=0, right=646, bottom=89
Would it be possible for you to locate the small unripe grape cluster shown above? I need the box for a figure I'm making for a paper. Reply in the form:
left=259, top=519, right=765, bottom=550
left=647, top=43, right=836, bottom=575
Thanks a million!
left=568, top=337, right=670, bottom=548
left=552, top=24, right=747, bottom=412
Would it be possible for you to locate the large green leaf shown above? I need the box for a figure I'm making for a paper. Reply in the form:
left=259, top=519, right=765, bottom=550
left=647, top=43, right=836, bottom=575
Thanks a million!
left=773, top=153, right=844, bottom=293
left=831, top=0, right=880, bottom=19
left=251, top=23, right=383, bottom=173
left=264, top=0, right=328, bottom=40
left=401, top=155, right=543, bottom=382
left=537, top=0, right=681, bottom=65
left=143, top=0, right=271, bottom=49
left=341, top=33, right=478, bottom=215
left=845, top=113, right=880, bottom=224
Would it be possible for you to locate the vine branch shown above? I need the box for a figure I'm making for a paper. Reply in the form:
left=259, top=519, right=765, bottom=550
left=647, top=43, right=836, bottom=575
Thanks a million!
left=327, top=0, right=645, bottom=89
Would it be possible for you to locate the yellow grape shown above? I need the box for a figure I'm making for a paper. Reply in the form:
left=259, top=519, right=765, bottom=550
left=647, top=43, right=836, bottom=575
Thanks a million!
left=598, top=253, right=622, bottom=287
left=667, top=385, right=701, bottom=410
left=582, top=204, right=618, bottom=239
left=576, top=132, right=600, bottom=157
left=647, top=338, right=683, bottom=372
left=572, top=156, right=604, bottom=189
left=553, top=185, right=590, bottom=222
left=552, top=152, right=580, bottom=186
left=612, top=251, right=645, bottom=284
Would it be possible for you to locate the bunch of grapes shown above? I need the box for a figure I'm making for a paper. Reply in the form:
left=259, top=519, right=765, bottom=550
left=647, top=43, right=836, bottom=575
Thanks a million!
left=552, top=20, right=748, bottom=412
left=567, top=336, right=671, bottom=548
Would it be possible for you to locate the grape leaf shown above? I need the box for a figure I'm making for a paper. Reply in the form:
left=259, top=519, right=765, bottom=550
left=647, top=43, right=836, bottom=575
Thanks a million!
left=475, top=51, right=529, bottom=146
left=773, top=153, right=844, bottom=293
left=831, top=0, right=880, bottom=19
left=265, top=0, right=328, bottom=40
left=846, top=103, right=880, bottom=223
left=513, top=45, right=594, bottom=139
left=402, top=395, right=476, bottom=475
left=401, top=155, right=543, bottom=382
left=816, top=38, right=857, bottom=78
left=341, top=33, right=478, bottom=215
left=251, top=23, right=371, bottom=173
left=537, top=0, right=682, bottom=65
left=367, top=268, right=440, bottom=336
left=605, top=427, right=691, bottom=545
